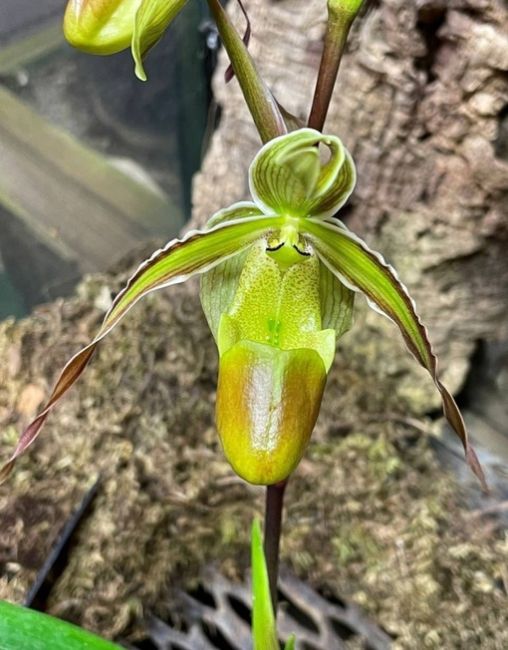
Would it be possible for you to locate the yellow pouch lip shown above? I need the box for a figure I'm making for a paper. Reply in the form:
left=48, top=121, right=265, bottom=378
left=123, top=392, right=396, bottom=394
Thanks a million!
left=216, top=340, right=327, bottom=485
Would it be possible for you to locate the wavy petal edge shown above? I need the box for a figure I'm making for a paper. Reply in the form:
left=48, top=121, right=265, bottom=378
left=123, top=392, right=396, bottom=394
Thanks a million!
left=0, top=215, right=283, bottom=483
left=304, top=218, right=487, bottom=492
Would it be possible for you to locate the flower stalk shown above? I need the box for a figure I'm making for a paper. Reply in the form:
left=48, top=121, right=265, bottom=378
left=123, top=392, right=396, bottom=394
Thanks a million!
left=308, top=0, right=364, bottom=131
left=206, top=0, right=286, bottom=142
left=263, top=480, right=287, bottom=611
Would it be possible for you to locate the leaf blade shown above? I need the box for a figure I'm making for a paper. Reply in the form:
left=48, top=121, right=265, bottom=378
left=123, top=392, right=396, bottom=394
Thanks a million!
left=251, top=519, right=278, bottom=650
left=0, top=600, right=120, bottom=650
left=284, top=636, right=296, bottom=650
left=0, top=216, right=283, bottom=483
left=304, top=218, right=487, bottom=491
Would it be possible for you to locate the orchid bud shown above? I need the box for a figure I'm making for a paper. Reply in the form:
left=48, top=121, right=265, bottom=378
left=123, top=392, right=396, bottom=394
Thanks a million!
left=63, top=0, right=187, bottom=80
left=63, top=0, right=139, bottom=54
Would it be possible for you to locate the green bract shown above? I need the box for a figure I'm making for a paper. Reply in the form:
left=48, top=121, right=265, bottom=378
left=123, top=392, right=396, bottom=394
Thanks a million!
left=251, top=519, right=295, bottom=649
left=0, top=129, right=486, bottom=491
left=251, top=519, right=278, bottom=650
left=63, top=0, right=187, bottom=80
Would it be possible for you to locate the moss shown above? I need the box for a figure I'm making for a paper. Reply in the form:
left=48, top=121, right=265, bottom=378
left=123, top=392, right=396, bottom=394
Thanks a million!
left=332, top=522, right=383, bottom=567
left=0, top=266, right=506, bottom=647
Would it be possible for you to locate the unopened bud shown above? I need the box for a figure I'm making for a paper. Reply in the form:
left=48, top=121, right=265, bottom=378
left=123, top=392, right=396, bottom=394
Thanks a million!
left=63, top=0, right=138, bottom=54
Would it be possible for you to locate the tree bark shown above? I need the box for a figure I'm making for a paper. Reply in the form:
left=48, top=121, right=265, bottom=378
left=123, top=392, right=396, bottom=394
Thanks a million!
left=193, top=0, right=508, bottom=410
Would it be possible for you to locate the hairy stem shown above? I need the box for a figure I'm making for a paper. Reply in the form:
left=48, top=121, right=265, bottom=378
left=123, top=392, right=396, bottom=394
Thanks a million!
left=308, top=3, right=361, bottom=131
left=264, top=480, right=287, bottom=612
left=207, top=0, right=286, bottom=143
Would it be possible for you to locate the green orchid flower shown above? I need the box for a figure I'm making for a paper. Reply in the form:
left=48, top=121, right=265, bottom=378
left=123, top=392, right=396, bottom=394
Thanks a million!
left=0, top=129, right=486, bottom=490
left=63, top=0, right=187, bottom=80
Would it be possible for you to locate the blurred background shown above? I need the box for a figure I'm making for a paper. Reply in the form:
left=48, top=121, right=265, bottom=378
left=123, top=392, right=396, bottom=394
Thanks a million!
left=0, top=0, right=213, bottom=319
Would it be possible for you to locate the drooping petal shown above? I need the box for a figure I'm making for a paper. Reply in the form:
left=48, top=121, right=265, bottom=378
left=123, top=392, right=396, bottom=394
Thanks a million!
left=0, top=216, right=283, bottom=483
left=132, top=0, right=188, bottom=81
left=64, top=0, right=141, bottom=54
left=303, top=218, right=487, bottom=491
left=249, top=128, right=356, bottom=219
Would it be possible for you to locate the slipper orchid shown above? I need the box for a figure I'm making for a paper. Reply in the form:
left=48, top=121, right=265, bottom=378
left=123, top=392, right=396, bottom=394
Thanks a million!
left=0, top=129, right=486, bottom=490
left=63, top=0, right=187, bottom=80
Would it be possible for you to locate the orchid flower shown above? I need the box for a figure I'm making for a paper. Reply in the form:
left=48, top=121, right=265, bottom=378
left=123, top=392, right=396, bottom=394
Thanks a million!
left=63, top=0, right=187, bottom=80
left=0, top=129, right=486, bottom=490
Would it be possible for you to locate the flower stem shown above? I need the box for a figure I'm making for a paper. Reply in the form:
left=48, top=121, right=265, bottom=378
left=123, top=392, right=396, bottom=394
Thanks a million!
left=263, top=480, right=287, bottom=612
left=308, top=1, right=363, bottom=132
left=207, top=0, right=286, bottom=143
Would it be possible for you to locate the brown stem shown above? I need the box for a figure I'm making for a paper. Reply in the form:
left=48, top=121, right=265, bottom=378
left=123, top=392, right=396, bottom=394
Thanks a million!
left=263, top=480, right=287, bottom=612
left=308, top=10, right=354, bottom=132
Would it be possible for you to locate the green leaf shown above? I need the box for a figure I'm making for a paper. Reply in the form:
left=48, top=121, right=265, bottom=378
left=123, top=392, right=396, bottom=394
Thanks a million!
left=251, top=519, right=278, bottom=650
left=0, top=215, right=284, bottom=484
left=132, top=0, right=187, bottom=81
left=284, top=636, right=296, bottom=650
left=0, top=600, right=120, bottom=650
left=249, top=128, right=356, bottom=219
left=304, top=217, right=487, bottom=491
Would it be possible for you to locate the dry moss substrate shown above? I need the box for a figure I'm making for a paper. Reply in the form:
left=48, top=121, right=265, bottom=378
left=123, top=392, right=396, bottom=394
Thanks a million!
left=0, top=269, right=506, bottom=649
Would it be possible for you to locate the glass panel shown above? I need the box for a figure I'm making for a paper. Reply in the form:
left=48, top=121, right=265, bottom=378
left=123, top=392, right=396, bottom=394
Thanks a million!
left=0, top=0, right=211, bottom=318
